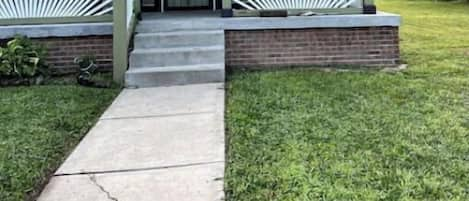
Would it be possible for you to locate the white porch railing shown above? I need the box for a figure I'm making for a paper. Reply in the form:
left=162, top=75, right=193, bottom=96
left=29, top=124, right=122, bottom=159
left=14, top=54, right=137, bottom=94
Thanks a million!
left=233, top=0, right=361, bottom=10
left=0, top=0, right=113, bottom=19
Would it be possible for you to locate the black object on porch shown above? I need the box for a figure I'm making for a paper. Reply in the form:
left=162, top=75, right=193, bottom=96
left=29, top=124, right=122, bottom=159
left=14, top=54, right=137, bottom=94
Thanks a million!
left=141, top=0, right=222, bottom=12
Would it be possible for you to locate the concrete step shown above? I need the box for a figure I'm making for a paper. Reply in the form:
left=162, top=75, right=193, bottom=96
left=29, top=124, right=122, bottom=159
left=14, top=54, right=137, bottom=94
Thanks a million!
left=134, top=30, right=224, bottom=49
left=137, top=20, right=223, bottom=33
left=130, top=45, right=224, bottom=68
left=126, top=64, right=225, bottom=88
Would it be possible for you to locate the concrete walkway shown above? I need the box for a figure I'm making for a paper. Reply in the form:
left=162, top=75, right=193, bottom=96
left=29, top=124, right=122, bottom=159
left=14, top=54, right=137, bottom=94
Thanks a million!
left=38, top=83, right=225, bottom=201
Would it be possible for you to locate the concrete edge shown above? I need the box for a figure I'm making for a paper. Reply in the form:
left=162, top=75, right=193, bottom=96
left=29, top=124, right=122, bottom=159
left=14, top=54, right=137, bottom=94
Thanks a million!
left=0, top=22, right=113, bottom=39
left=223, top=12, right=401, bottom=30
left=137, top=11, right=401, bottom=31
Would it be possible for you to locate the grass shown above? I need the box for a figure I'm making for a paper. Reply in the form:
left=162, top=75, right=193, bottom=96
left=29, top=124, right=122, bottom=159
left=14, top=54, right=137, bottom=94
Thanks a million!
left=225, top=0, right=469, bottom=200
left=0, top=84, right=119, bottom=201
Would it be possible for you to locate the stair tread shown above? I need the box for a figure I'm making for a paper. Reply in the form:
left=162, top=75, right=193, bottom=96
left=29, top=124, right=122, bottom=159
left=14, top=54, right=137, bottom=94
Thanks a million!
left=132, top=45, right=224, bottom=53
left=127, top=63, right=225, bottom=73
left=136, top=30, right=223, bottom=37
left=136, top=22, right=223, bottom=33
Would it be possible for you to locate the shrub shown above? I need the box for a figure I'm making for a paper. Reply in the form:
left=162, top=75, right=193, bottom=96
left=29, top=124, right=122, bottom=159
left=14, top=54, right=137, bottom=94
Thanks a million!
left=0, top=36, right=48, bottom=79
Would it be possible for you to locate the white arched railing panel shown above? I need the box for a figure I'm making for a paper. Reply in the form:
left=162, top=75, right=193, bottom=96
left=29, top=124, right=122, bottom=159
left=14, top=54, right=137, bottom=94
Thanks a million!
left=0, top=0, right=113, bottom=19
left=233, top=0, right=360, bottom=10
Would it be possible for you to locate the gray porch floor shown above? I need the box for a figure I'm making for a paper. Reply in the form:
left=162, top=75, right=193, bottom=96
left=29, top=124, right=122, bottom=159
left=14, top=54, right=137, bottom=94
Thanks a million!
left=137, top=11, right=400, bottom=32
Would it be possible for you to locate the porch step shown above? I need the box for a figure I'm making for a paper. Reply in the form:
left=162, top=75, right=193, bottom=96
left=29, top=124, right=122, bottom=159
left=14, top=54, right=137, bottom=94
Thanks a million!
left=136, top=20, right=223, bottom=33
left=127, top=22, right=226, bottom=88
left=134, top=30, right=224, bottom=49
left=130, top=45, right=224, bottom=68
left=125, top=64, right=225, bottom=88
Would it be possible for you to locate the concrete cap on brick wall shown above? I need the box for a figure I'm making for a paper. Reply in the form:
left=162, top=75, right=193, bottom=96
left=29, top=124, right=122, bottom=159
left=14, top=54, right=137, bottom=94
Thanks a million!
left=0, top=22, right=112, bottom=39
left=138, top=11, right=401, bottom=32
left=222, top=12, right=401, bottom=30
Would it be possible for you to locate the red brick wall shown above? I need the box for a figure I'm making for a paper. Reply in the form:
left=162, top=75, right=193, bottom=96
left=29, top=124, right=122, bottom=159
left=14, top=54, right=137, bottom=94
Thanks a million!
left=225, top=27, right=400, bottom=69
left=33, top=35, right=113, bottom=74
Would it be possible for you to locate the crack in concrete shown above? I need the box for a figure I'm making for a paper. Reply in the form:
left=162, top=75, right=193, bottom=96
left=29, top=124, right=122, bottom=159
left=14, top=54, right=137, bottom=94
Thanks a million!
left=89, top=175, right=119, bottom=201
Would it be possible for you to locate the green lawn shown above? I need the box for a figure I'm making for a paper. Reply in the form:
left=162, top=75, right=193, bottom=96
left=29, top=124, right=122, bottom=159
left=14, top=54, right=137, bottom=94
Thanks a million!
left=226, top=1, right=469, bottom=200
left=0, top=85, right=119, bottom=201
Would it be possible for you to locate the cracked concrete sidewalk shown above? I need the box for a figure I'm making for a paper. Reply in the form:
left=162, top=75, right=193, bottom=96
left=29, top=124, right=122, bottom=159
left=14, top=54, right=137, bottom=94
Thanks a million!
left=37, top=83, right=225, bottom=201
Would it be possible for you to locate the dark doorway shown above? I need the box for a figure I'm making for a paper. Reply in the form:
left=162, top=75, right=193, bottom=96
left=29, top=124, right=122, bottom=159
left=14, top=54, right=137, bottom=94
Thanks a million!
left=142, top=0, right=160, bottom=12
left=141, top=0, right=221, bottom=12
left=165, top=0, right=211, bottom=10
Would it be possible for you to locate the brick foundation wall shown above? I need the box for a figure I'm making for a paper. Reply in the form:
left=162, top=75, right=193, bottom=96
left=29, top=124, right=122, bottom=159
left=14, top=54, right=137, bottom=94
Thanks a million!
left=225, top=27, right=399, bottom=69
left=1, top=35, right=113, bottom=75
left=36, top=35, right=113, bottom=74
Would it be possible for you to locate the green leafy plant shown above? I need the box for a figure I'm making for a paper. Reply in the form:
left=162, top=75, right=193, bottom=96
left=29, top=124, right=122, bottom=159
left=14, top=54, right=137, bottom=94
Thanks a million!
left=0, top=36, right=47, bottom=79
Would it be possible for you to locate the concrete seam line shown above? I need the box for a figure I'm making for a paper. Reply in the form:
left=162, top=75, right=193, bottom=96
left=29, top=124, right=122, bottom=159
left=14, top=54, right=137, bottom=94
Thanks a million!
left=99, top=110, right=217, bottom=121
left=55, top=161, right=225, bottom=177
